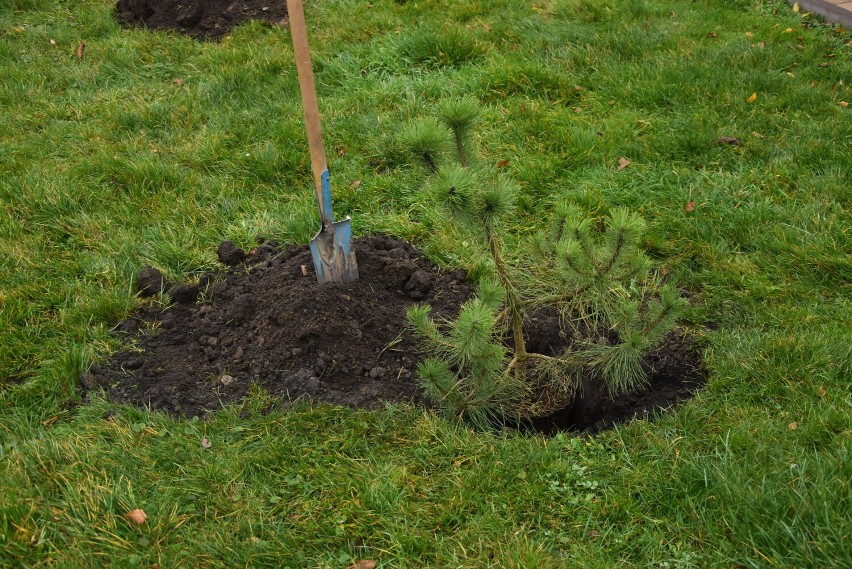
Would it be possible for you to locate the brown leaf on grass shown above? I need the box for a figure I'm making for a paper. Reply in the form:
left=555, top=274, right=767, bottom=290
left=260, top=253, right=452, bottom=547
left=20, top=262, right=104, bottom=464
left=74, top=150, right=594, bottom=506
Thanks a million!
left=201, top=438, right=212, bottom=448
left=746, top=92, right=757, bottom=103
left=685, top=201, right=696, bottom=212
left=757, top=41, right=765, bottom=49
left=617, top=157, right=630, bottom=171
left=717, top=136, right=743, bottom=146
left=585, top=529, right=602, bottom=540
left=793, top=2, right=800, bottom=13
left=745, top=31, right=754, bottom=39
left=788, top=421, right=798, bottom=430
left=172, top=78, right=185, bottom=86
left=659, top=266, right=670, bottom=276
left=76, top=41, right=85, bottom=60
left=839, top=101, right=849, bottom=108
left=707, top=32, right=718, bottom=38
left=572, top=107, right=582, bottom=114
left=817, top=386, right=826, bottom=397
left=751, top=131, right=766, bottom=139
left=351, top=179, right=361, bottom=188
left=126, top=509, right=147, bottom=525
left=346, top=561, right=377, bottom=569
left=496, top=159, right=510, bottom=169
left=49, top=39, right=56, bottom=46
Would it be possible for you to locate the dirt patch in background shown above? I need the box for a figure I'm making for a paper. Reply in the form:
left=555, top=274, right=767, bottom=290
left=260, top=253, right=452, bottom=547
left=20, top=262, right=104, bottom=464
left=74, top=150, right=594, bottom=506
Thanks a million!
left=82, top=234, right=707, bottom=432
left=115, top=0, right=287, bottom=40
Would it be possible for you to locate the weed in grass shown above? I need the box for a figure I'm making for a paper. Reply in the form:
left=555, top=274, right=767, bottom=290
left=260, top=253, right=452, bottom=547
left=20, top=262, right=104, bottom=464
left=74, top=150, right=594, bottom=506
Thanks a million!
left=398, top=23, right=485, bottom=69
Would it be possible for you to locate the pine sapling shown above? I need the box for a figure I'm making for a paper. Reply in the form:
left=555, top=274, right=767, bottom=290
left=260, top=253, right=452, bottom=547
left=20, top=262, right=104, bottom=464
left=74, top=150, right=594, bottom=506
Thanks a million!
left=400, top=117, right=451, bottom=174
left=402, top=97, right=686, bottom=426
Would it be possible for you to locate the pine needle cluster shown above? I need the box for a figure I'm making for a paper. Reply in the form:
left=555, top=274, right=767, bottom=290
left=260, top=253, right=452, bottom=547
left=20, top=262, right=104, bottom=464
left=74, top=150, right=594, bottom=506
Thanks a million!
left=402, top=98, right=685, bottom=427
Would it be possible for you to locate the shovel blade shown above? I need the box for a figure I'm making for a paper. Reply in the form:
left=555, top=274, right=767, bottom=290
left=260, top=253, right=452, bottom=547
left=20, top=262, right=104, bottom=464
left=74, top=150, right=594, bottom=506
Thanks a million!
left=309, top=218, right=359, bottom=284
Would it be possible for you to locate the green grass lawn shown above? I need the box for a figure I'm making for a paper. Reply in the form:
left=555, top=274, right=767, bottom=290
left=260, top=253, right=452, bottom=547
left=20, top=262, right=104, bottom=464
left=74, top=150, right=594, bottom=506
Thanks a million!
left=1, top=0, right=850, bottom=566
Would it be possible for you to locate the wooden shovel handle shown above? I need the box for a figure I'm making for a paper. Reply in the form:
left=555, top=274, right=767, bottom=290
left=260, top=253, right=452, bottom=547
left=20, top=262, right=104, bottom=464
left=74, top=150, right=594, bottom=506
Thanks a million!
left=287, top=0, right=328, bottom=213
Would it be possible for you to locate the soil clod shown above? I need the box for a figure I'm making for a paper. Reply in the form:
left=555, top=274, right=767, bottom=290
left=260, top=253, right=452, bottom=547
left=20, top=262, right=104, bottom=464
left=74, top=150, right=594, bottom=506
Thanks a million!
left=136, top=266, right=169, bottom=297
left=217, top=241, right=247, bottom=266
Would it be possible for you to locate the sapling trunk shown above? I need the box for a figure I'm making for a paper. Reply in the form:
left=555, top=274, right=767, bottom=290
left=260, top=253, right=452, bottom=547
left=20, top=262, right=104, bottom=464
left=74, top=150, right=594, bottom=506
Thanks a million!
left=453, top=131, right=468, bottom=167
left=485, top=224, right=527, bottom=379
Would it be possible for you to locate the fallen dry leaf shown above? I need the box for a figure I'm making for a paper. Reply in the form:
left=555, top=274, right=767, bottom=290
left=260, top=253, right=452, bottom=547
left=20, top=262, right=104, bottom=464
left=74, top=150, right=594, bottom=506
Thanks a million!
left=751, top=131, right=766, bottom=139
left=757, top=41, right=765, bottom=49
left=76, top=41, right=85, bottom=60
left=685, top=201, right=696, bottom=212
left=126, top=509, right=147, bottom=525
left=839, top=101, right=849, bottom=108
left=172, top=78, right=185, bottom=86
left=746, top=92, right=757, bottom=103
left=817, top=386, right=826, bottom=397
left=351, top=179, right=361, bottom=188
left=201, top=438, right=212, bottom=448
left=783, top=27, right=793, bottom=34
left=745, top=31, right=754, bottom=39
left=707, top=32, right=718, bottom=38
left=617, top=157, right=630, bottom=171
left=717, top=136, right=743, bottom=146
left=788, top=422, right=798, bottom=430
left=793, top=2, right=799, bottom=13
left=346, top=561, right=377, bottom=569
left=586, top=529, right=602, bottom=540
left=300, top=264, right=308, bottom=277
left=496, top=159, right=510, bottom=169
left=49, top=39, right=56, bottom=46
left=659, top=266, right=670, bottom=276
left=572, top=107, right=582, bottom=114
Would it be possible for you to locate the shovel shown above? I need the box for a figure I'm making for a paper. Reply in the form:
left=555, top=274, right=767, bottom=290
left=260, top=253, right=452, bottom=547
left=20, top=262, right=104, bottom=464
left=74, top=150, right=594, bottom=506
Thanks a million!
left=287, top=0, right=359, bottom=284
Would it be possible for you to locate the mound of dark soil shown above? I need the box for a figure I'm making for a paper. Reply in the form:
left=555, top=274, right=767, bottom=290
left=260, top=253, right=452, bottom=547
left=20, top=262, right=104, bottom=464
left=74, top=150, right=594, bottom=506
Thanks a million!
left=115, top=0, right=286, bottom=40
left=82, top=234, right=707, bottom=431
left=84, top=235, right=471, bottom=417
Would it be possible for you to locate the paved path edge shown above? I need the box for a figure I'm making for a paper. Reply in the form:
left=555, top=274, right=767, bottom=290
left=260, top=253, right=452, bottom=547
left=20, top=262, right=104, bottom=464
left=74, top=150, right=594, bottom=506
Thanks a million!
left=791, top=0, right=852, bottom=28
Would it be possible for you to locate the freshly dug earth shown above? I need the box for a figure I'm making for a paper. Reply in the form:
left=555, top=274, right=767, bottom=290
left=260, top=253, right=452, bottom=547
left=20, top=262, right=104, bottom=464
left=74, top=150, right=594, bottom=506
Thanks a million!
left=85, top=235, right=471, bottom=416
left=83, top=234, right=707, bottom=431
left=115, top=0, right=286, bottom=40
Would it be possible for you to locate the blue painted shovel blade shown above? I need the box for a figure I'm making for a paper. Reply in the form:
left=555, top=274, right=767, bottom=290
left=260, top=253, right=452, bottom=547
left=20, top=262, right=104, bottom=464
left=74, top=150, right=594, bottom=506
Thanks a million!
left=309, top=218, right=359, bottom=284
